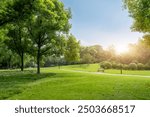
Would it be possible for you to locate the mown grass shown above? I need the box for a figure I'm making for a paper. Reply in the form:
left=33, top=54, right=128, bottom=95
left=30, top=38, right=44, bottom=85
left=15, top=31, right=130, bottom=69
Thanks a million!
left=61, top=64, right=99, bottom=72
left=0, top=66, right=150, bottom=100
left=0, top=69, right=56, bottom=99
left=62, top=64, right=150, bottom=76
left=106, top=69, right=150, bottom=76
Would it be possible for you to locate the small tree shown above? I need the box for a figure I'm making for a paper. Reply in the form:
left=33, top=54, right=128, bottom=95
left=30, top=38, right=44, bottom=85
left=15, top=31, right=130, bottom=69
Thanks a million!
left=81, top=54, right=93, bottom=64
left=123, top=64, right=129, bottom=70
left=100, top=61, right=112, bottom=69
left=129, top=63, right=137, bottom=70
left=65, top=35, right=80, bottom=64
left=137, top=63, right=144, bottom=70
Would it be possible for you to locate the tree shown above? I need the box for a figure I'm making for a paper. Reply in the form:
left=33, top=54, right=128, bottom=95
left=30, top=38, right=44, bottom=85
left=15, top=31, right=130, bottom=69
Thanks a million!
left=137, top=63, right=144, bottom=70
left=0, top=33, right=20, bottom=69
left=142, top=34, right=150, bottom=46
left=65, top=35, right=80, bottom=63
left=43, top=35, right=67, bottom=68
left=27, top=0, right=71, bottom=74
left=100, top=61, right=112, bottom=69
left=124, top=0, right=150, bottom=33
left=129, top=63, right=137, bottom=70
left=91, top=45, right=105, bottom=62
left=0, top=43, right=12, bottom=69
left=0, top=0, right=36, bottom=70
left=80, top=45, right=105, bottom=64
left=5, top=24, right=30, bottom=71
left=80, top=46, right=92, bottom=64
left=81, top=53, right=93, bottom=64
left=104, top=45, right=116, bottom=61
left=0, top=0, right=35, bottom=26
left=54, top=35, right=67, bottom=68
left=127, top=41, right=150, bottom=64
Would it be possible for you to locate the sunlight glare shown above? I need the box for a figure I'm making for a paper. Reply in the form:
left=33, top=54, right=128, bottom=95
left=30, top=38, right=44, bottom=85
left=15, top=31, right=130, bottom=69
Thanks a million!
left=115, top=44, right=129, bottom=54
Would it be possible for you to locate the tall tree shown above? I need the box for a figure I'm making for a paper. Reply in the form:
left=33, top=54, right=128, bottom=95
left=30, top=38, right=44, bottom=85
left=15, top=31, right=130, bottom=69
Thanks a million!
left=5, top=24, right=30, bottom=71
left=124, top=0, right=150, bottom=33
left=0, top=0, right=36, bottom=71
left=80, top=45, right=105, bottom=64
left=27, top=0, right=71, bottom=74
left=65, top=35, right=80, bottom=63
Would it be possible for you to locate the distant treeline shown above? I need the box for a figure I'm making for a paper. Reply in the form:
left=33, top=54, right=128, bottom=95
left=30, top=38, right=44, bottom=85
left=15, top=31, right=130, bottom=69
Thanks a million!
left=1, top=37, right=150, bottom=70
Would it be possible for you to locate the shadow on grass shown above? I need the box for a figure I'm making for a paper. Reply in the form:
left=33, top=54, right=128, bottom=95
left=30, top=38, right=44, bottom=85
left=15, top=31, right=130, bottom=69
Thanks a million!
left=0, top=70, right=56, bottom=99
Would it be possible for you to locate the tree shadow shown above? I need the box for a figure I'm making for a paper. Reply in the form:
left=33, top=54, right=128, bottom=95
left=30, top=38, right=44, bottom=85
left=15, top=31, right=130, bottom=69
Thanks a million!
left=0, top=70, right=56, bottom=99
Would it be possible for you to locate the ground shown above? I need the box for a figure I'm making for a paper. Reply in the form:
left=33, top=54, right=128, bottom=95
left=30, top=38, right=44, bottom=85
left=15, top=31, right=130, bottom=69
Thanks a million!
left=0, top=64, right=150, bottom=100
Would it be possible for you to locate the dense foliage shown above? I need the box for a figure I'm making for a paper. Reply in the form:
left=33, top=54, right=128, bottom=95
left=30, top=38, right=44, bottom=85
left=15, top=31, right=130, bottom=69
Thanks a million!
left=0, top=0, right=72, bottom=74
left=124, top=0, right=150, bottom=33
left=0, top=0, right=150, bottom=73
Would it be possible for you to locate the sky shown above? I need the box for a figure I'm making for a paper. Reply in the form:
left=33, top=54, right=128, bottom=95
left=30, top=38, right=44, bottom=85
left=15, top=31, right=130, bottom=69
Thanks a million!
left=61, top=0, right=143, bottom=53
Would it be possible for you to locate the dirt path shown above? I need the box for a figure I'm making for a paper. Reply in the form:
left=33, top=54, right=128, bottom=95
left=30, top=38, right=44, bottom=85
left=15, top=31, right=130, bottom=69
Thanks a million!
left=61, top=69, right=150, bottom=78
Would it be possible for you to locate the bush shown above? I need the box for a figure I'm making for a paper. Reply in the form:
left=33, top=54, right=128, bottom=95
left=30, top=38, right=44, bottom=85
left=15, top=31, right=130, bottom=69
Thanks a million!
left=144, top=64, right=150, bottom=70
left=129, top=63, right=137, bottom=70
left=123, top=64, right=129, bottom=70
left=112, top=62, right=118, bottom=69
left=100, top=61, right=112, bottom=69
left=137, top=63, right=144, bottom=70
left=113, top=63, right=123, bottom=69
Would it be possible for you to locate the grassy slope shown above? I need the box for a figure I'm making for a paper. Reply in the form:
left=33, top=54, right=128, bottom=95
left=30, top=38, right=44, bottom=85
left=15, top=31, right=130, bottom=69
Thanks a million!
left=0, top=67, right=150, bottom=100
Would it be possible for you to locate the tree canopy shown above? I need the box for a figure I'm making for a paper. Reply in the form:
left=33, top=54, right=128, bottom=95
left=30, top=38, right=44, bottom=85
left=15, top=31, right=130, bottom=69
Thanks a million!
left=0, top=0, right=35, bottom=26
left=27, top=0, right=71, bottom=74
left=65, top=35, right=80, bottom=63
left=0, top=0, right=71, bottom=74
left=124, top=0, right=150, bottom=33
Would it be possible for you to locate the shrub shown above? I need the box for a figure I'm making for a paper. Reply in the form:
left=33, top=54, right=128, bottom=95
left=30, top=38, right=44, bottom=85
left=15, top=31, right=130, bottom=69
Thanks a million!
left=123, top=64, right=129, bottom=70
left=100, top=61, right=112, bottom=69
left=112, top=62, right=118, bottom=69
left=137, top=63, right=144, bottom=70
left=114, top=63, right=122, bottom=69
left=144, top=64, right=150, bottom=70
left=129, top=63, right=137, bottom=70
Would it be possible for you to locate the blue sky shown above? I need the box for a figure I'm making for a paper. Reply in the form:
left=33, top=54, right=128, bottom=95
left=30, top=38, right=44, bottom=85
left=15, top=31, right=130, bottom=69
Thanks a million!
left=61, top=0, right=143, bottom=52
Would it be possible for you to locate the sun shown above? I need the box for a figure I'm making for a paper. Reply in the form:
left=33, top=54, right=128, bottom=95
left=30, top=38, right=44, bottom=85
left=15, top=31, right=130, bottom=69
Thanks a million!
left=115, top=44, right=129, bottom=54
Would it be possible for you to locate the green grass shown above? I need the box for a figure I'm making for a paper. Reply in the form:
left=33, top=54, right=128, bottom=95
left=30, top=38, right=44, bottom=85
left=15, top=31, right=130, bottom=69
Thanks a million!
left=105, top=69, right=150, bottom=76
left=62, top=64, right=150, bottom=76
left=0, top=66, right=150, bottom=100
left=61, top=64, right=99, bottom=72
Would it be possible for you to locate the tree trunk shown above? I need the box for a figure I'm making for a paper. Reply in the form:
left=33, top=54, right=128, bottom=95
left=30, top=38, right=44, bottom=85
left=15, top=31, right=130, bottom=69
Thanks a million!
left=120, top=68, right=122, bottom=74
left=37, top=47, right=40, bottom=74
left=21, top=52, right=24, bottom=71
left=7, top=55, right=12, bottom=69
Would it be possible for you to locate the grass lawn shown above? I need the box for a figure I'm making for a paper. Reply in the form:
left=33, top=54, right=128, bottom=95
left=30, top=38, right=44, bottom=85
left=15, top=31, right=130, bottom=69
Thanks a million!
left=0, top=66, right=150, bottom=100
left=106, top=69, right=150, bottom=76
left=61, top=64, right=100, bottom=72
left=62, top=64, right=150, bottom=76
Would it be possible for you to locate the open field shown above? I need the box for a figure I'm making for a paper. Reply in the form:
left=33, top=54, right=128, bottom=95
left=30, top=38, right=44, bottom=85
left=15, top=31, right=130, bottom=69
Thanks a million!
left=0, top=65, right=150, bottom=100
